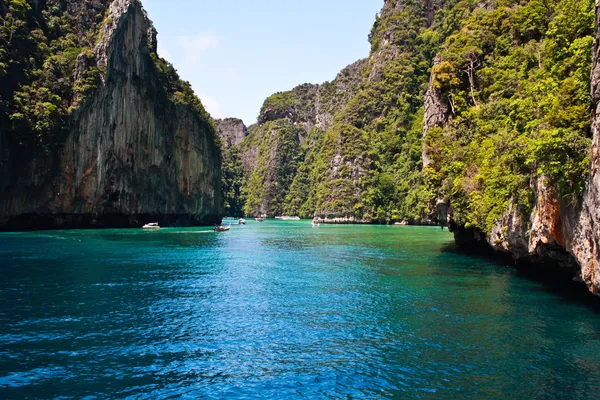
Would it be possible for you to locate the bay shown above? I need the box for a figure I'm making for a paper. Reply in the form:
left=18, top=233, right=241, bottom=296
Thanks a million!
left=1, top=221, right=600, bottom=398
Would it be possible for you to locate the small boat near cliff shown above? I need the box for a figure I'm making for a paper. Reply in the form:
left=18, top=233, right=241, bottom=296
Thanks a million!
left=214, top=224, right=231, bottom=232
left=255, top=217, right=265, bottom=222
left=238, top=219, right=246, bottom=225
left=276, top=216, right=300, bottom=221
left=142, top=222, right=160, bottom=230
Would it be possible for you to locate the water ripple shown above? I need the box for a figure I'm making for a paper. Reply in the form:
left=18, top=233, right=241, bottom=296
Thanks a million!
left=1, top=223, right=600, bottom=398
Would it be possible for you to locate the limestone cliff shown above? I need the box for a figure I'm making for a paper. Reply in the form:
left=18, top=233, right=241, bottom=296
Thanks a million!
left=216, top=118, right=248, bottom=149
left=422, top=57, right=449, bottom=169
left=235, top=59, right=366, bottom=217
left=426, top=0, right=599, bottom=296
left=313, top=0, right=449, bottom=223
left=0, top=0, right=223, bottom=230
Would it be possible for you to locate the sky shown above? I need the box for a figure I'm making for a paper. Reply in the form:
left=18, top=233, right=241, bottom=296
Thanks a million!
left=141, top=0, right=383, bottom=125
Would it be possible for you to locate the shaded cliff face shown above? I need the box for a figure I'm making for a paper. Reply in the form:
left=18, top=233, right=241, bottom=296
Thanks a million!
left=0, top=0, right=223, bottom=230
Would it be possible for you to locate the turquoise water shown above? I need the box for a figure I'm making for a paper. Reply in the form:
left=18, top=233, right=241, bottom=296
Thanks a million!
left=1, top=221, right=600, bottom=399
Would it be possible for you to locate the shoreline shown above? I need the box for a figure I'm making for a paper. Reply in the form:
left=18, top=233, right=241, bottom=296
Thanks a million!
left=0, top=213, right=223, bottom=232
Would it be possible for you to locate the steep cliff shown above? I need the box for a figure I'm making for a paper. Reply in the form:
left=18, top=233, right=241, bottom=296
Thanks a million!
left=237, top=60, right=366, bottom=217
left=421, top=0, right=600, bottom=296
left=311, top=0, right=450, bottom=223
left=0, top=0, right=223, bottom=230
left=217, top=118, right=247, bottom=217
left=570, top=0, right=600, bottom=294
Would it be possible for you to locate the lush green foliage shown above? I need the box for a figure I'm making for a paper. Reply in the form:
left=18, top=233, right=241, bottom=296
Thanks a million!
left=0, top=0, right=107, bottom=151
left=227, top=0, right=594, bottom=232
left=308, top=0, right=448, bottom=223
left=236, top=60, right=366, bottom=218
left=221, top=145, right=245, bottom=217
left=242, top=119, right=303, bottom=217
left=283, top=127, right=325, bottom=218
left=425, top=0, right=594, bottom=231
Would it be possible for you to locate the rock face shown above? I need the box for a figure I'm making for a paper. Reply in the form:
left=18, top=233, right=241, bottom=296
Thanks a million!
left=0, top=0, right=223, bottom=230
left=569, top=0, right=600, bottom=295
left=312, top=0, right=449, bottom=223
left=422, top=57, right=449, bottom=169
left=451, top=177, right=577, bottom=268
left=216, top=118, right=248, bottom=149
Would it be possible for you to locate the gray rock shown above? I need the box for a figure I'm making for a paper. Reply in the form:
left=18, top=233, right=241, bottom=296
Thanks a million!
left=216, top=118, right=248, bottom=149
left=422, top=56, right=449, bottom=169
left=0, top=0, right=223, bottom=230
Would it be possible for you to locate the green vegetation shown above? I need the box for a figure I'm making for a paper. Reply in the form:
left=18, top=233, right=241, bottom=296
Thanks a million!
left=310, top=0, right=448, bottom=223
left=232, top=0, right=594, bottom=236
left=1, top=0, right=218, bottom=154
left=243, top=119, right=304, bottom=217
left=0, top=0, right=107, bottom=151
left=425, top=0, right=594, bottom=231
left=221, top=145, right=245, bottom=217
left=283, top=127, right=325, bottom=218
left=258, top=84, right=318, bottom=124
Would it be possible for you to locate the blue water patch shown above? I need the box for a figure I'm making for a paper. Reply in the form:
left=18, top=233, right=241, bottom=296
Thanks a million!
left=1, top=221, right=600, bottom=398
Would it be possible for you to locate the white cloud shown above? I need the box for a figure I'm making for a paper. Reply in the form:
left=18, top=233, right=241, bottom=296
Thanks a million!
left=198, top=92, right=222, bottom=119
left=177, top=31, right=220, bottom=65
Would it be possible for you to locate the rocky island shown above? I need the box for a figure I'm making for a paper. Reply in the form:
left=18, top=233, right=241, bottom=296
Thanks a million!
left=0, top=0, right=223, bottom=230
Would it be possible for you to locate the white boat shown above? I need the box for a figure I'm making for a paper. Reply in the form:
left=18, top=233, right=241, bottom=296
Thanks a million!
left=255, top=217, right=265, bottom=222
left=279, top=216, right=300, bottom=221
left=142, top=222, right=160, bottom=230
left=238, top=219, right=246, bottom=225
left=214, top=224, right=231, bottom=232
left=312, top=221, right=320, bottom=227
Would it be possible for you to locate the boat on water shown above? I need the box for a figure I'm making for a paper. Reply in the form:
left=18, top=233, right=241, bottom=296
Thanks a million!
left=312, top=218, right=320, bottom=227
left=214, top=224, right=231, bottom=232
left=238, top=219, right=246, bottom=225
left=276, top=216, right=300, bottom=221
left=142, top=222, right=160, bottom=230
left=255, top=217, right=265, bottom=222
left=394, top=221, right=409, bottom=226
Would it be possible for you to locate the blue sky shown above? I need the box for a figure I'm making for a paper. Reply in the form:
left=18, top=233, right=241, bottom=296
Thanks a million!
left=141, top=0, right=383, bottom=125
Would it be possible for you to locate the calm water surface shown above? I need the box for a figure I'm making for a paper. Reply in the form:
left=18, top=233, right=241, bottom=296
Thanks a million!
left=1, top=221, right=600, bottom=399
